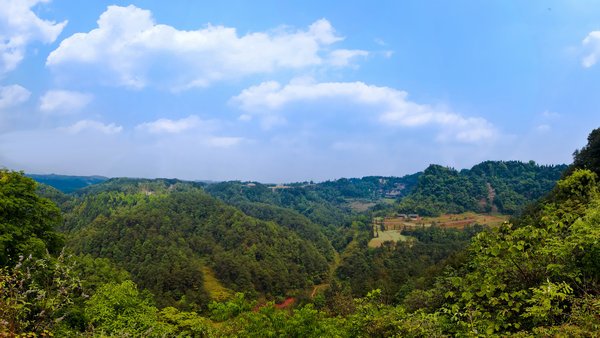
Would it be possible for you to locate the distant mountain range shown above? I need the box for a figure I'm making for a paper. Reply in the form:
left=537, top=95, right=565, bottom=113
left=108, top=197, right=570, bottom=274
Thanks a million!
left=26, top=174, right=109, bottom=193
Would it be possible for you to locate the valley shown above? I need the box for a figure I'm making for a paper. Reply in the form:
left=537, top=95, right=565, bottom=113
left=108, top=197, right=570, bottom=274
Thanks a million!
left=3, top=138, right=599, bottom=336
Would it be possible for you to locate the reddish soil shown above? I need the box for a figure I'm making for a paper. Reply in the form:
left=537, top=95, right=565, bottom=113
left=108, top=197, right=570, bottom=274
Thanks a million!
left=275, top=297, right=295, bottom=309
left=253, top=297, right=296, bottom=312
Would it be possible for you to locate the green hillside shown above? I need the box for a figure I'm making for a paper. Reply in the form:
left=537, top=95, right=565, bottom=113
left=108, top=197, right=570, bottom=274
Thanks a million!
left=397, top=161, right=567, bottom=216
left=62, top=179, right=331, bottom=308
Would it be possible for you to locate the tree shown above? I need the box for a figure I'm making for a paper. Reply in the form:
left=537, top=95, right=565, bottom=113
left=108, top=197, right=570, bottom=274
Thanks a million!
left=573, top=127, right=600, bottom=176
left=84, top=280, right=168, bottom=336
left=0, top=170, right=63, bottom=266
left=0, top=254, right=82, bottom=336
left=438, top=170, right=600, bottom=335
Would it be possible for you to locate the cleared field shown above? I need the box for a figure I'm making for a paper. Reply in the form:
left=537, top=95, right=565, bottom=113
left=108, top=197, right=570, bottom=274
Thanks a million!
left=347, top=199, right=377, bottom=212
left=369, top=212, right=507, bottom=248
left=202, top=266, right=234, bottom=302
left=373, top=212, right=509, bottom=231
left=420, top=212, right=508, bottom=228
left=368, top=230, right=411, bottom=248
left=381, top=212, right=508, bottom=230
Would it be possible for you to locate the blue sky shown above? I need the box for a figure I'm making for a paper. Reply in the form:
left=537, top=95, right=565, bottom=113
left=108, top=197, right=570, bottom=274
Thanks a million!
left=1, top=0, right=600, bottom=182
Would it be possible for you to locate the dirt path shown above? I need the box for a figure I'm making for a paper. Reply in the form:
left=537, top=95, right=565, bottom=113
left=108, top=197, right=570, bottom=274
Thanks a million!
left=487, top=182, right=498, bottom=213
left=310, top=250, right=342, bottom=298
left=311, top=284, right=326, bottom=298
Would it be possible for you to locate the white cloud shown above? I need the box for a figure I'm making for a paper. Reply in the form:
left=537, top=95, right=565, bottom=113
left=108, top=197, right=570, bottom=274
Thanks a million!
left=0, top=0, right=66, bottom=76
left=233, top=80, right=497, bottom=143
left=47, top=5, right=362, bottom=90
left=582, top=31, right=600, bottom=68
left=0, top=84, right=30, bottom=109
left=136, top=115, right=205, bottom=134
left=39, top=90, right=92, bottom=114
left=328, top=49, right=369, bottom=67
left=135, top=115, right=242, bottom=147
left=60, top=120, right=122, bottom=134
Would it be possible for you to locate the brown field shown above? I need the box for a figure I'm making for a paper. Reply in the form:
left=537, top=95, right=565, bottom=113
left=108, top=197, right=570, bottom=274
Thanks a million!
left=368, top=212, right=507, bottom=248
left=420, top=212, right=508, bottom=228
left=378, top=212, right=508, bottom=231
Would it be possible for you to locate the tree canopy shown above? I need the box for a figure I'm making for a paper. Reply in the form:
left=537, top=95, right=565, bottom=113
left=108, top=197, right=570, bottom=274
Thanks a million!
left=0, top=170, right=63, bottom=266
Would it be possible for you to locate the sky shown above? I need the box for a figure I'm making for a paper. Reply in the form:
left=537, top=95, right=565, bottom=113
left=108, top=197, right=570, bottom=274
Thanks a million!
left=1, top=0, right=600, bottom=182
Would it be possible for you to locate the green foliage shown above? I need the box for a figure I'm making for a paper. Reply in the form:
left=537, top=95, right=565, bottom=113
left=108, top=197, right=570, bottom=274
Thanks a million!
left=0, top=253, right=82, bottom=336
left=221, top=303, right=345, bottom=337
left=64, top=181, right=329, bottom=307
left=84, top=280, right=168, bottom=336
left=72, top=254, right=131, bottom=293
left=231, top=201, right=335, bottom=261
left=435, top=170, right=600, bottom=335
left=335, top=225, right=481, bottom=301
left=314, top=174, right=420, bottom=201
left=572, top=127, right=600, bottom=177
left=0, top=170, right=64, bottom=266
left=398, top=161, right=566, bottom=216
left=35, top=183, right=72, bottom=209
left=208, top=293, right=254, bottom=321
left=158, top=306, right=214, bottom=337
left=206, top=179, right=355, bottom=255
left=346, top=290, right=448, bottom=337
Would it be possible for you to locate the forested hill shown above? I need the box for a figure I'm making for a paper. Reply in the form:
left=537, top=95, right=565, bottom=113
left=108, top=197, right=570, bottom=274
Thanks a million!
left=29, top=161, right=562, bottom=220
left=60, top=178, right=332, bottom=308
left=397, top=160, right=567, bottom=216
left=204, top=174, right=420, bottom=226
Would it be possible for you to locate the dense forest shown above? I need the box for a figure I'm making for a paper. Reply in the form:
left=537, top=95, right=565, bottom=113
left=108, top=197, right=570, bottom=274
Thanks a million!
left=397, top=161, right=567, bottom=216
left=1, top=129, right=599, bottom=336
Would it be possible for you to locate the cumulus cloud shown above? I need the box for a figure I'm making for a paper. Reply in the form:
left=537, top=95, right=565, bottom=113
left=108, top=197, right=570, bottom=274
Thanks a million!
left=46, top=5, right=364, bottom=90
left=39, top=90, right=92, bottom=114
left=582, top=31, right=600, bottom=68
left=0, top=0, right=66, bottom=76
left=60, top=120, right=122, bottom=134
left=0, top=84, right=31, bottom=109
left=232, top=80, right=497, bottom=143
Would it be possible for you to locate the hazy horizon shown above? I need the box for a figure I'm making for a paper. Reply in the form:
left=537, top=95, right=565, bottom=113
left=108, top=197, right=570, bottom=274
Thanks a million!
left=1, top=1, right=599, bottom=182
left=23, top=158, right=568, bottom=186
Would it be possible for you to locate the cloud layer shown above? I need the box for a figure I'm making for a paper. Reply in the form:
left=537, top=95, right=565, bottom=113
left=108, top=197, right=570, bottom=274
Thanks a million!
left=46, top=5, right=366, bottom=90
